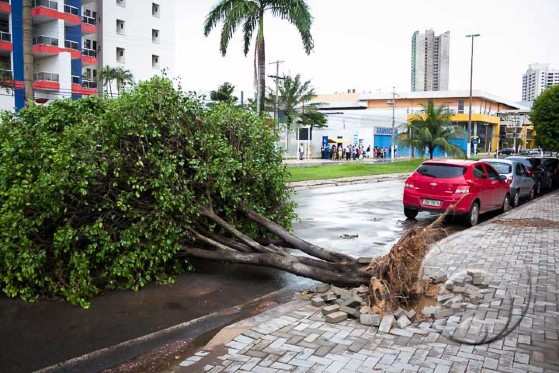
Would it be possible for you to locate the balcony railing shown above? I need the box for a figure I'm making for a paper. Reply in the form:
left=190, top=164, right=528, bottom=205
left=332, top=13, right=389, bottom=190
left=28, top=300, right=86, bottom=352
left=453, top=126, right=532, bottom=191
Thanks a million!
left=33, top=0, right=58, bottom=10
left=82, top=79, right=97, bottom=89
left=82, top=48, right=96, bottom=57
left=0, top=31, right=11, bottom=42
left=34, top=72, right=59, bottom=82
left=63, top=4, right=78, bottom=15
left=64, top=40, right=78, bottom=49
left=82, top=15, right=96, bottom=25
left=71, top=75, right=80, bottom=84
left=33, top=35, right=59, bottom=46
left=0, top=69, right=13, bottom=81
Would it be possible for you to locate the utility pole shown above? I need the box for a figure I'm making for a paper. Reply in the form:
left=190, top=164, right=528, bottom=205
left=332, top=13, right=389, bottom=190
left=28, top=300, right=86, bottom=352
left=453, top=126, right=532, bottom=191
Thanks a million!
left=268, top=60, right=284, bottom=124
left=391, top=86, right=397, bottom=161
left=466, top=34, right=480, bottom=159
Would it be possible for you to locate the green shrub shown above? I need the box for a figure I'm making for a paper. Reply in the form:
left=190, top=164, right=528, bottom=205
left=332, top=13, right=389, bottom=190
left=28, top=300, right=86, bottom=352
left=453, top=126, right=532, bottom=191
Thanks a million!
left=0, top=77, right=293, bottom=307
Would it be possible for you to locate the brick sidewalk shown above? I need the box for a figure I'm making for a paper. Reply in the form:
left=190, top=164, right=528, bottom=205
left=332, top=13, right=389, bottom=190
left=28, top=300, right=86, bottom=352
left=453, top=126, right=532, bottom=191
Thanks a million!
left=173, top=193, right=559, bottom=373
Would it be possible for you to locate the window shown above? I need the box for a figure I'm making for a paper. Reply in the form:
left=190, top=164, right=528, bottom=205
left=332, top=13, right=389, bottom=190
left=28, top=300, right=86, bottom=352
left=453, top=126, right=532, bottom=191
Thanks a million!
left=152, top=29, right=160, bottom=43
left=83, top=39, right=96, bottom=50
left=488, top=162, right=512, bottom=175
left=116, top=19, right=125, bottom=35
left=152, top=2, right=160, bottom=17
left=416, top=164, right=465, bottom=178
left=116, top=47, right=125, bottom=63
left=116, top=0, right=125, bottom=6
left=485, top=165, right=500, bottom=180
left=515, top=163, right=526, bottom=176
left=457, top=99, right=465, bottom=114
left=473, top=165, right=486, bottom=179
left=152, top=54, right=159, bottom=68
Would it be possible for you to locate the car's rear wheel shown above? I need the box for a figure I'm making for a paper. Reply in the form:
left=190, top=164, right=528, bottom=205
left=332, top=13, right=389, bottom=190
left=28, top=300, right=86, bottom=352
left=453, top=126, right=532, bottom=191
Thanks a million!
left=501, top=193, right=512, bottom=213
left=404, top=207, right=418, bottom=220
left=512, top=189, right=520, bottom=207
left=465, top=201, right=480, bottom=227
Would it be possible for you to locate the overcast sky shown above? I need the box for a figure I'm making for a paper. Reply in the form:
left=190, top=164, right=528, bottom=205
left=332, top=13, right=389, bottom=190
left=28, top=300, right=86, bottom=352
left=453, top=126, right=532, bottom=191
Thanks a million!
left=176, top=0, right=559, bottom=102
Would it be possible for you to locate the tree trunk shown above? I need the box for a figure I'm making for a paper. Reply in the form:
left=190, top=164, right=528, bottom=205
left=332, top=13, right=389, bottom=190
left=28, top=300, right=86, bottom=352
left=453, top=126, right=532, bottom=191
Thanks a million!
left=256, top=14, right=266, bottom=116
left=429, top=147, right=434, bottom=159
left=23, top=0, right=33, bottom=105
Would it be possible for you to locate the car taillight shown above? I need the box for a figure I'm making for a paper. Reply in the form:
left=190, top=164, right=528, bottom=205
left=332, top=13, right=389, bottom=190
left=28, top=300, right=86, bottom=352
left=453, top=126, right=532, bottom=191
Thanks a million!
left=455, top=185, right=470, bottom=194
left=405, top=182, right=415, bottom=190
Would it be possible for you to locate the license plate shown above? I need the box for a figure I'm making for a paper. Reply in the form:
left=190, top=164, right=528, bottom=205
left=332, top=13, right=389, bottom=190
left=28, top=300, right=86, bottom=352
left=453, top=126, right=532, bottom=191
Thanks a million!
left=422, top=199, right=441, bottom=207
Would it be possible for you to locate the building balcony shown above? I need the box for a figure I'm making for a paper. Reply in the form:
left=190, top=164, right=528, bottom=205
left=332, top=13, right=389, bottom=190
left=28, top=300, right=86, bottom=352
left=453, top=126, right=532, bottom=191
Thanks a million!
left=32, top=35, right=60, bottom=57
left=81, top=15, right=97, bottom=34
left=33, top=71, right=59, bottom=91
left=0, top=0, right=11, bottom=15
left=32, top=0, right=81, bottom=26
left=63, top=39, right=81, bottom=59
left=71, top=76, right=97, bottom=95
left=81, top=48, right=96, bottom=65
left=0, top=31, right=12, bottom=54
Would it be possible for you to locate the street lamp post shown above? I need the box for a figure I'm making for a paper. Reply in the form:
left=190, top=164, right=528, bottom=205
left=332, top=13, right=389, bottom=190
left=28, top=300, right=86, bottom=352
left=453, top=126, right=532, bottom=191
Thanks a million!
left=466, top=33, right=480, bottom=159
left=390, top=86, right=397, bottom=161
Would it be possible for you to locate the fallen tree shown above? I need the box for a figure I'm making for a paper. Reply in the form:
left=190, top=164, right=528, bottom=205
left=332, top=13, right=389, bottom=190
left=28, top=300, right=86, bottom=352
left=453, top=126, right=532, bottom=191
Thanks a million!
left=0, top=77, right=442, bottom=309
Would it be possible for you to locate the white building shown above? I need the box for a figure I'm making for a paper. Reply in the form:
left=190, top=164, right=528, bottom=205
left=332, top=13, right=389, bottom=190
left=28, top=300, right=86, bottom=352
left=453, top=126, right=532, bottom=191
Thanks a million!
left=0, top=0, right=176, bottom=111
left=411, top=30, right=450, bottom=92
left=522, top=63, right=559, bottom=102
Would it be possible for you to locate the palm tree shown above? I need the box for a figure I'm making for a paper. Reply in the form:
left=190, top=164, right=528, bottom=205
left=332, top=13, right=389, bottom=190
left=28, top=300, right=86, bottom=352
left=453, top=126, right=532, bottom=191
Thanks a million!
left=23, top=0, right=33, bottom=105
left=113, top=67, right=134, bottom=95
left=98, top=66, right=116, bottom=97
left=204, top=0, right=314, bottom=115
left=266, top=74, right=319, bottom=151
left=399, top=101, right=465, bottom=160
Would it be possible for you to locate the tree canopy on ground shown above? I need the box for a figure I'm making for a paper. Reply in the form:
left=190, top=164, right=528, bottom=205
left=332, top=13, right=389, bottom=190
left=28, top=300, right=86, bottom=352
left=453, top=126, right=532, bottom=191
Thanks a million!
left=0, top=77, right=292, bottom=307
left=399, top=101, right=465, bottom=159
left=531, top=85, right=559, bottom=152
left=203, top=0, right=314, bottom=115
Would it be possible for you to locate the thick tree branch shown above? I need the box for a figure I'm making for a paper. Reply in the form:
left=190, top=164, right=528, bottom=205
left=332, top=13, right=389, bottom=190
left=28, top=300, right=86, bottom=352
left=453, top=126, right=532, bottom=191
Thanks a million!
left=243, top=208, right=357, bottom=264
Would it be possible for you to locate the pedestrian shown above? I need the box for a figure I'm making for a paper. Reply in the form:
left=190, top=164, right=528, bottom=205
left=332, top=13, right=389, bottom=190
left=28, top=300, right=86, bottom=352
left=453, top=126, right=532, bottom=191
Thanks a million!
left=298, top=143, right=304, bottom=160
left=341, top=145, right=346, bottom=161
left=366, top=145, right=371, bottom=159
left=337, top=145, right=342, bottom=160
left=331, top=144, right=336, bottom=160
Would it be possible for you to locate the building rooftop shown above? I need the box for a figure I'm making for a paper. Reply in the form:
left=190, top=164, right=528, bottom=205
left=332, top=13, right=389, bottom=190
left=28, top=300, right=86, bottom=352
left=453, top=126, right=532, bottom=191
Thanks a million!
left=358, top=90, right=521, bottom=110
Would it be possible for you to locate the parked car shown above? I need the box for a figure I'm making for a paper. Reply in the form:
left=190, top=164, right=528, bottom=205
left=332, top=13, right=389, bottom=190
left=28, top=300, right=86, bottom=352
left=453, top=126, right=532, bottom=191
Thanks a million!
left=498, top=148, right=516, bottom=156
left=541, top=157, right=559, bottom=188
left=403, top=160, right=511, bottom=227
left=481, top=159, right=535, bottom=206
left=506, top=156, right=546, bottom=194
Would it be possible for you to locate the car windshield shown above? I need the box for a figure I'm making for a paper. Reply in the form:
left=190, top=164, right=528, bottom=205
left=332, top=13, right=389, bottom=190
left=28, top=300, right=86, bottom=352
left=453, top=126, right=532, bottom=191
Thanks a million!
left=416, top=164, right=465, bottom=178
left=487, top=162, right=512, bottom=174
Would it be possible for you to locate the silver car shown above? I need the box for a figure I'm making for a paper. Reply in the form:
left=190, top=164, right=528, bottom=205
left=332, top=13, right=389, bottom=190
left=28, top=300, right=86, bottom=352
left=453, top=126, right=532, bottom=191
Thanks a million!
left=482, top=159, right=536, bottom=207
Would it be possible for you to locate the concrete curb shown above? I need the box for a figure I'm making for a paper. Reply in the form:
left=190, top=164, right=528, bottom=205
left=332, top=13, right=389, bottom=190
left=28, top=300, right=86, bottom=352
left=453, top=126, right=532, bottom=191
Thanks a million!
left=287, top=172, right=410, bottom=191
left=34, top=287, right=299, bottom=373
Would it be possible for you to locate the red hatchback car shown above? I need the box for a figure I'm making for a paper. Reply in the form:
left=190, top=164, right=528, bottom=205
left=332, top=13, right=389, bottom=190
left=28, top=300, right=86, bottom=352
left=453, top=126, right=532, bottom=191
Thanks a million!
left=403, top=160, right=511, bottom=226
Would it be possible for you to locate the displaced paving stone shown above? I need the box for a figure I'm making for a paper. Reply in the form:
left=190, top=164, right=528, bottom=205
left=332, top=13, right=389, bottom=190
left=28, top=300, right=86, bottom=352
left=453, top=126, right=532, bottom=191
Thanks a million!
left=404, top=309, right=416, bottom=320
left=430, top=273, right=448, bottom=284
left=438, top=293, right=454, bottom=303
left=323, top=293, right=337, bottom=303
left=340, top=305, right=360, bottom=319
left=378, top=314, right=394, bottom=333
left=339, top=233, right=359, bottom=239
left=396, top=314, right=412, bottom=329
left=422, top=305, right=441, bottom=317
left=355, top=284, right=369, bottom=294
left=311, top=296, right=324, bottom=307
left=325, top=311, right=347, bottom=323
left=443, top=294, right=464, bottom=307
left=337, top=295, right=362, bottom=308
left=331, top=286, right=352, bottom=299
left=394, top=307, right=406, bottom=318
left=321, top=304, right=340, bottom=315
left=315, top=283, right=330, bottom=293
left=357, top=257, right=372, bottom=264
left=360, top=313, right=381, bottom=326
left=389, top=328, right=414, bottom=337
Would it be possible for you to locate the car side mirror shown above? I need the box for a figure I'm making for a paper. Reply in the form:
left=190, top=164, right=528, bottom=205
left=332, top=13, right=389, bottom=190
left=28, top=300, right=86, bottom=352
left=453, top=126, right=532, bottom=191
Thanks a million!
left=499, top=175, right=507, bottom=181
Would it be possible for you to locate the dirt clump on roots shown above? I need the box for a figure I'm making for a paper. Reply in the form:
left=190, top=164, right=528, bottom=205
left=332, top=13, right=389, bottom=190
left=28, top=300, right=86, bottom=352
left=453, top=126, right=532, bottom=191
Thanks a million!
left=365, top=214, right=449, bottom=315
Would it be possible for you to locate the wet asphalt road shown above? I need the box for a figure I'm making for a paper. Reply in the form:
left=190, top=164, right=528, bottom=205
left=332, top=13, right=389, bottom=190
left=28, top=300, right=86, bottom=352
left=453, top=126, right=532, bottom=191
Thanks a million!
left=0, top=179, right=454, bottom=373
left=293, top=179, right=441, bottom=259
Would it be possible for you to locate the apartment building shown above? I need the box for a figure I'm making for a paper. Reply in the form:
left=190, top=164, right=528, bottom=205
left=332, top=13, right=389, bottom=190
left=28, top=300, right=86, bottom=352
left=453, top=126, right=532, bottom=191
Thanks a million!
left=522, top=63, right=559, bottom=102
left=411, top=29, right=450, bottom=92
left=0, top=0, right=175, bottom=111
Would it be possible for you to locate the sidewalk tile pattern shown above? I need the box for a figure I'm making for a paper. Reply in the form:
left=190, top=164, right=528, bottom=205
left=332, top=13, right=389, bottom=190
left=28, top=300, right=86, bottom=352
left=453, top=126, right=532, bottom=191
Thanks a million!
left=177, top=193, right=559, bottom=372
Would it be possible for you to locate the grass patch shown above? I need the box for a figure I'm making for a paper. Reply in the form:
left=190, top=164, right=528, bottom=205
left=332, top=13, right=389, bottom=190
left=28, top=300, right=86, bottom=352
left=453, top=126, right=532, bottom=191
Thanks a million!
left=287, top=159, right=424, bottom=182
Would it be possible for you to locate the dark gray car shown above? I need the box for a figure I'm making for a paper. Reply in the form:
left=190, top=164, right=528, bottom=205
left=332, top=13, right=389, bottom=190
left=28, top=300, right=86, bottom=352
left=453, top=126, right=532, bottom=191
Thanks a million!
left=482, top=159, right=535, bottom=207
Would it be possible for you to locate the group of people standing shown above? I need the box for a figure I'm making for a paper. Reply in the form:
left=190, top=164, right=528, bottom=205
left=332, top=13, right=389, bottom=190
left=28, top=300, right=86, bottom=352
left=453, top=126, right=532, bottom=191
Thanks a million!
left=321, top=144, right=394, bottom=160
